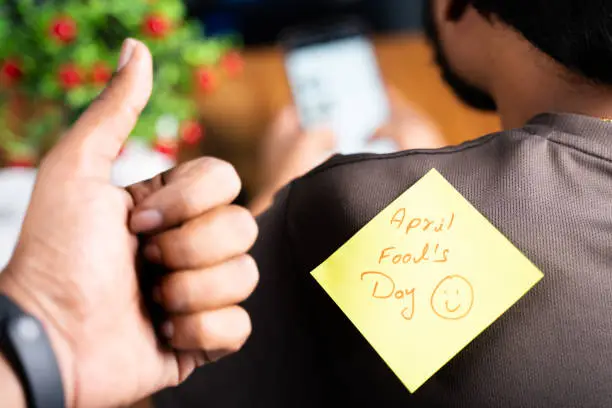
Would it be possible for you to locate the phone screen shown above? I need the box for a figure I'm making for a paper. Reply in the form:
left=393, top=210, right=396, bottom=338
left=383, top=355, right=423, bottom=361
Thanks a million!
left=285, top=34, right=395, bottom=154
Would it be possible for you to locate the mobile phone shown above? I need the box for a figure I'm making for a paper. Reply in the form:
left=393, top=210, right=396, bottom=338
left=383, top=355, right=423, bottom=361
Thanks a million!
left=281, top=19, right=395, bottom=154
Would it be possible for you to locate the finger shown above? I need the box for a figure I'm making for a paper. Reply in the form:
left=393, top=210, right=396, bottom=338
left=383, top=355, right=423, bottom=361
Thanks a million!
left=43, top=39, right=153, bottom=180
left=370, top=123, right=395, bottom=142
left=157, top=254, right=259, bottom=313
left=289, top=128, right=335, bottom=152
left=295, top=129, right=336, bottom=168
left=309, top=128, right=336, bottom=151
left=145, top=205, right=258, bottom=270
left=386, top=85, right=411, bottom=111
left=128, top=158, right=242, bottom=234
left=269, top=105, right=301, bottom=143
left=163, top=306, right=252, bottom=356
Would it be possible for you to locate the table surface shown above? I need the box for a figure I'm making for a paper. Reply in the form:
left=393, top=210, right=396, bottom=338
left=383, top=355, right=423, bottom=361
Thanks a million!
left=188, top=34, right=501, bottom=196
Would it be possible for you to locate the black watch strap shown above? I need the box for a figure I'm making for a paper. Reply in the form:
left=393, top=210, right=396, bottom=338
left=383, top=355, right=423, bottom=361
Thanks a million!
left=0, top=294, right=65, bottom=408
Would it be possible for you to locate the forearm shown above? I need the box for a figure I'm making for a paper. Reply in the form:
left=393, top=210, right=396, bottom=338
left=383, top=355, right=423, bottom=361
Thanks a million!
left=0, top=351, right=26, bottom=408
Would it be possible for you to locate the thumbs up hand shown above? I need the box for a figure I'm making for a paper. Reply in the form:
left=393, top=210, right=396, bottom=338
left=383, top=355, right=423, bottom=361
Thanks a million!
left=0, top=39, right=258, bottom=408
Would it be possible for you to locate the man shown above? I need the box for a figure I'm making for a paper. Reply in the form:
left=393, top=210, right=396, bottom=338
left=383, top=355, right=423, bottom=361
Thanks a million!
left=249, top=98, right=446, bottom=216
left=155, top=0, right=612, bottom=406
left=0, top=39, right=258, bottom=408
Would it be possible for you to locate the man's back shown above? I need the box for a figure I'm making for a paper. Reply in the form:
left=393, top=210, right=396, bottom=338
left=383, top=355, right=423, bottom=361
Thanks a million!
left=156, top=113, right=612, bottom=407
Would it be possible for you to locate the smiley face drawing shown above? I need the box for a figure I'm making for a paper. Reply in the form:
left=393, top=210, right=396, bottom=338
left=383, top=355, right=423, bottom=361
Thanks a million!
left=430, top=275, right=474, bottom=320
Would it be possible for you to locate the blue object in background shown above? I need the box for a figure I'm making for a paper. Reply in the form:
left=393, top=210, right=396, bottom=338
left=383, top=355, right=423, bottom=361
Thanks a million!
left=218, top=0, right=260, bottom=3
left=203, top=12, right=240, bottom=37
left=187, top=0, right=424, bottom=46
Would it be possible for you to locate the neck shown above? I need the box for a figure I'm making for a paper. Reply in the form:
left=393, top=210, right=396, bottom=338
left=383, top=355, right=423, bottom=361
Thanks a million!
left=487, top=36, right=612, bottom=129
left=494, top=79, right=612, bottom=130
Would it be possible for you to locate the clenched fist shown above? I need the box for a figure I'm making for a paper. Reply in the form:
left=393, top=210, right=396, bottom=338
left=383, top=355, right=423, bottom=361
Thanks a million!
left=0, top=39, right=258, bottom=408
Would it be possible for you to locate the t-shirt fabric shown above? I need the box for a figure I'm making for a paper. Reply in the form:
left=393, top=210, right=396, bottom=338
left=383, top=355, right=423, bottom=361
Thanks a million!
left=155, top=113, right=612, bottom=408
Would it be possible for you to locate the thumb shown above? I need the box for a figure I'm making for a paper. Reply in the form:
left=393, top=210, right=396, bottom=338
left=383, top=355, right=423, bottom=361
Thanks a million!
left=295, top=128, right=335, bottom=166
left=386, top=85, right=411, bottom=111
left=269, top=106, right=300, bottom=141
left=45, top=39, right=153, bottom=179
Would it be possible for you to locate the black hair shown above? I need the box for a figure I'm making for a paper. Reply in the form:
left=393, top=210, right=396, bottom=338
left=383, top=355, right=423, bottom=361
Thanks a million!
left=448, top=0, right=612, bottom=85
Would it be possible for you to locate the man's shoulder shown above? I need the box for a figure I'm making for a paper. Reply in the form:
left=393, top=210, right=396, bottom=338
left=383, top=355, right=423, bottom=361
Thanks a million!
left=283, top=130, right=528, bottom=272
left=288, top=129, right=528, bottom=208
left=305, top=132, right=502, bottom=180
left=292, top=128, right=527, bottom=197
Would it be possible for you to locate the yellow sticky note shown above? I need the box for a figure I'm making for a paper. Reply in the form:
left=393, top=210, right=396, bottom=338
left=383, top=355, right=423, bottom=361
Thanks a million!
left=311, top=169, right=543, bottom=393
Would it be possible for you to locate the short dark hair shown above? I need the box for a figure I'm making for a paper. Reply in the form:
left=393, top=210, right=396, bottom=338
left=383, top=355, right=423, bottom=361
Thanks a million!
left=449, top=0, right=612, bottom=85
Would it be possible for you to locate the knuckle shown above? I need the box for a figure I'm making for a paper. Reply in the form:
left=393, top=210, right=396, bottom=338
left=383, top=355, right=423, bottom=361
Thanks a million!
left=174, top=184, right=199, bottom=217
left=103, top=86, right=143, bottom=125
left=178, top=230, right=200, bottom=266
left=124, top=101, right=144, bottom=124
left=184, top=322, right=208, bottom=350
left=207, top=158, right=241, bottom=195
left=196, top=313, right=219, bottom=346
left=229, top=309, right=252, bottom=353
left=125, top=182, right=152, bottom=206
left=206, top=268, right=230, bottom=300
left=162, top=274, right=191, bottom=309
left=157, top=231, right=188, bottom=267
left=227, top=205, right=259, bottom=247
left=237, top=254, right=259, bottom=295
left=88, top=94, right=136, bottom=134
left=195, top=308, right=252, bottom=353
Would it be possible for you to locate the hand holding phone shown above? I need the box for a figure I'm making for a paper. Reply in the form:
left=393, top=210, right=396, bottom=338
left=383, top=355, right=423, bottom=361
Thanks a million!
left=372, top=87, right=447, bottom=150
left=282, top=20, right=396, bottom=155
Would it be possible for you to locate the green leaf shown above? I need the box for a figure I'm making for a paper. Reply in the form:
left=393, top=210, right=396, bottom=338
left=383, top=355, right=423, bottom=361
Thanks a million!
left=16, top=0, right=36, bottom=16
left=0, top=17, right=9, bottom=41
left=132, top=115, right=156, bottom=140
left=153, top=0, right=185, bottom=23
left=0, top=0, right=239, bottom=150
left=66, top=87, right=93, bottom=108
left=182, top=42, right=222, bottom=66
left=40, top=77, right=62, bottom=99
left=72, top=43, right=100, bottom=66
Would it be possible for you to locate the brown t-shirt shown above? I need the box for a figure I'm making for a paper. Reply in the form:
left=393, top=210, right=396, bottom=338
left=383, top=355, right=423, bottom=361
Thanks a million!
left=155, top=113, right=612, bottom=407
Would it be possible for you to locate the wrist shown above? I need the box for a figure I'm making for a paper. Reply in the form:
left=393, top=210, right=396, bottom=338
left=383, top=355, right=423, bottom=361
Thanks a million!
left=0, top=270, right=76, bottom=408
left=0, top=350, right=26, bottom=408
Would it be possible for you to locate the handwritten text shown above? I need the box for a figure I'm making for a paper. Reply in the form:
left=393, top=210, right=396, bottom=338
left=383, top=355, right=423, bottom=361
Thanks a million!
left=378, top=244, right=449, bottom=265
left=390, top=209, right=455, bottom=235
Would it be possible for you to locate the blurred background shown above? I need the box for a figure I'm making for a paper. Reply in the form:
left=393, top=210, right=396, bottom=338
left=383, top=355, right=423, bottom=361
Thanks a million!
left=186, top=0, right=425, bottom=44
left=0, top=0, right=499, bottom=268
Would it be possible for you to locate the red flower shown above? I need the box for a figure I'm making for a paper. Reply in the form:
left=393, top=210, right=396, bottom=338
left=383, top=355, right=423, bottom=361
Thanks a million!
left=50, top=16, right=78, bottom=43
left=180, top=121, right=204, bottom=145
left=153, top=140, right=178, bottom=158
left=91, top=63, right=112, bottom=85
left=194, top=67, right=216, bottom=92
left=221, top=51, right=244, bottom=78
left=58, top=64, right=83, bottom=89
left=1, top=59, right=23, bottom=86
left=142, top=14, right=171, bottom=38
